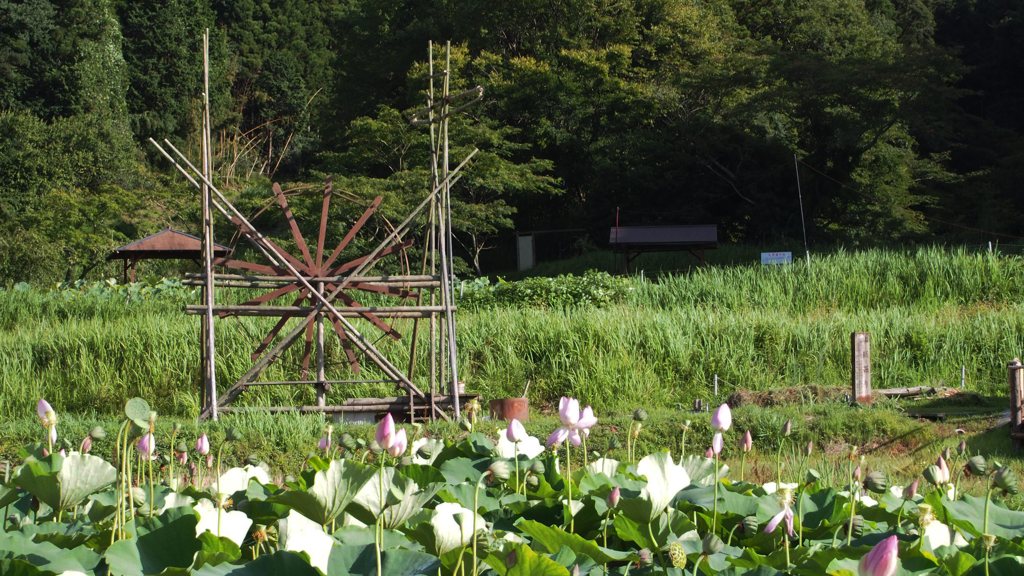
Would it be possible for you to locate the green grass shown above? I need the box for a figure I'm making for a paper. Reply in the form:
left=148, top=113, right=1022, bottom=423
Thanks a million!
left=1, top=246, right=1022, bottom=420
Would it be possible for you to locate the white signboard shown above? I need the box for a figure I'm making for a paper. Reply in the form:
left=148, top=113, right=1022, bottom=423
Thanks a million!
left=761, top=251, right=792, bottom=265
left=517, top=234, right=535, bottom=271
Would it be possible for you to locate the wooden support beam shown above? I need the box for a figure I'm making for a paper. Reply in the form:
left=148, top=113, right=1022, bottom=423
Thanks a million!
left=186, top=305, right=450, bottom=317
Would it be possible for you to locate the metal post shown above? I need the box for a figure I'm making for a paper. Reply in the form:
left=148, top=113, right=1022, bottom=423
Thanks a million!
left=1009, top=359, right=1023, bottom=449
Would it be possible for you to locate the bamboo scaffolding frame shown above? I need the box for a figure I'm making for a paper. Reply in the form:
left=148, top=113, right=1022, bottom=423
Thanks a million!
left=154, top=40, right=478, bottom=421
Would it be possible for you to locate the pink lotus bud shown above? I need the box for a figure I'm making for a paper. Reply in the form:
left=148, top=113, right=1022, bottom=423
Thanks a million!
left=137, top=433, right=155, bottom=460
left=558, top=397, right=581, bottom=428
left=741, top=430, right=753, bottom=453
left=37, top=399, right=56, bottom=426
left=506, top=419, right=528, bottom=443
left=176, top=450, right=187, bottom=466
left=858, top=534, right=898, bottom=576
left=376, top=413, right=396, bottom=448
left=711, top=403, right=732, bottom=432
left=903, top=479, right=919, bottom=500
left=387, top=428, right=408, bottom=458
left=80, top=436, right=93, bottom=454
left=936, top=456, right=950, bottom=484
left=853, top=465, right=862, bottom=482
left=712, top=432, right=723, bottom=456
left=546, top=428, right=569, bottom=448
left=577, top=406, right=597, bottom=431
left=196, top=433, right=210, bottom=456
left=318, top=435, right=330, bottom=452
left=608, top=486, right=621, bottom=508
left=705, top=447, right=714, bottom=458
left=806, top=441, right=814, bottom=457
left=205, top=453, right=213, bottom=469
left=59, top=449, right=66, bottom=458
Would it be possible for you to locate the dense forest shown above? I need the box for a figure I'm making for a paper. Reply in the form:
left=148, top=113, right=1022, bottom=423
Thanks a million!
left=2, top=0, right=1023, bottom=282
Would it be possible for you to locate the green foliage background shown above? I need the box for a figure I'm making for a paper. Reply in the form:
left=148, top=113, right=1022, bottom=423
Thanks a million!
left=1, top=1, right=1024, bottom=283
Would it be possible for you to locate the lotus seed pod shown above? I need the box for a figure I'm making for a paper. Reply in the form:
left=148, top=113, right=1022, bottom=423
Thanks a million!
left=923, top=464, right=942, bottom=486
left=668, top=541, right=687, bottom=569
left=340, top=433, right=357, bottom=451
left=994, top=465, right=1019, bottom=494
left=89, top=426, right=107, bottom=440
left=848, top=515, right=864, bottom=538
left=172, top=422, right=182, bottom=434
left=530, top=460, right=546, bottom=475
left=702, top=533, right=725, bottom=555
left=983, top=534, right=997, bottom=549
left=805, top=468, right=821, bottom=484
left=459, top=419, right=473, bottom=432
left=638, top=548, right=653, bottom=565
left=607, top=436, right=622, bottom=450
left=742, top=516, right=760, bottom=535
left=400, top=456, right=413, bottom=467
left=633, top=408, right=648, bottom=422
left=921, top=502, right=937, bottom=524
left=131, top=486, right=147, bottom=506
left=245, top=454, right=260, bottom=467
left=526, top=475, right=539, bottom=489
left=966, top=455, right=987, bottom=477
left=488, top=460, right=512, bottom=483
left=865, top=471, right=888, bottom=494
left=225, top=427, right=242, bottom=442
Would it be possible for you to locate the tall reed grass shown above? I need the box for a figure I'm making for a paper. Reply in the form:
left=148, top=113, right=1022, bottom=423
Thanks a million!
left=0, top=247, right=1020, bottom=418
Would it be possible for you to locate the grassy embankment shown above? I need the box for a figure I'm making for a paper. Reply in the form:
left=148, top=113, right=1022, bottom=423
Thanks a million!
left=0, top=247, right=1021, bottom=479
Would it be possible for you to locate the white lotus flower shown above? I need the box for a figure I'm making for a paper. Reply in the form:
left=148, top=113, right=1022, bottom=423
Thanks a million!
left=216, top=465, right=270, bottom=504
left=158, top=493, right=195, bottom=515
left=280, top=509, right=334, bottom=572
left=495, top=432, right=544, bottom=459
left=430, top=502, right=486, bottom=554
left=410, top=437, right=444, bottom=465
left=194, top=498, right=252, bottom=546
left=637, top=452, right=690, bottom=516
left=587, top=458, right=620, bottom=477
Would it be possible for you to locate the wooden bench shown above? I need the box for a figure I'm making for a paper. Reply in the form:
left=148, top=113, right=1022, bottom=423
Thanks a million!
left=609, top=225, right=717, bottom=271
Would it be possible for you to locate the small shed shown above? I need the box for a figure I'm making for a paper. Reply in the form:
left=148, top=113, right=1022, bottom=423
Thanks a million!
left=609, top=225, right=717, bottom=271
left=107, top=228, right=230, bottom=282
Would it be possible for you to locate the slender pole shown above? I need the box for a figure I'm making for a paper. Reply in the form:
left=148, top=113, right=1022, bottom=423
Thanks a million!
left=201, top=29, right=219, bottom=420
left=793, top=153, right=810, bottom=265
left=316, top=281, right=326, bottom=408
left=441, top=41, right=461, bottom=418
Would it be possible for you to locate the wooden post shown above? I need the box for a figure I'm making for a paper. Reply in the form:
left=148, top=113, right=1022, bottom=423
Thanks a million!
left=1009, top=359, right=1023, bottom=448
left=852, top=332, right=871, bottom=403
left=315, top=281, right=326, bottom=408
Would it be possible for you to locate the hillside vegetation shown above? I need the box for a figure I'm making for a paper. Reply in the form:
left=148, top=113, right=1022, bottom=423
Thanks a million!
left=4, top=1, right=1024, bottom=282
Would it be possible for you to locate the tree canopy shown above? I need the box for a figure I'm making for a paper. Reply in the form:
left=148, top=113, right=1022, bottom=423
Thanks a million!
left=1, top=0, right=1021, bottom=282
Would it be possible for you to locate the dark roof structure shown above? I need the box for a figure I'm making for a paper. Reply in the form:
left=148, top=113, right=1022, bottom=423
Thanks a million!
left=107, top=228, right=230, bottom=261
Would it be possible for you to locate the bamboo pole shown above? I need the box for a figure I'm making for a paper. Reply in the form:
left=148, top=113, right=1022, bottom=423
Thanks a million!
left=201, top=29, right=219, bottom=420
left=316, top=281, right=327, bottom=407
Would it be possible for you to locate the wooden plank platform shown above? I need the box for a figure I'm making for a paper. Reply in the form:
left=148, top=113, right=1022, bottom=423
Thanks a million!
left=217, top=394, right=478, bottom=420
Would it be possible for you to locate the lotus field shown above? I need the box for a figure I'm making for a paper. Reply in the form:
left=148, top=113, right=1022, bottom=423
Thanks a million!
left=3, top=398, right=1024, bottom=575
